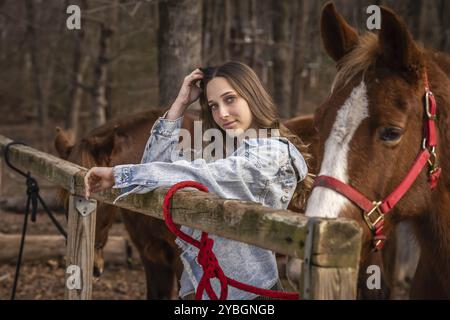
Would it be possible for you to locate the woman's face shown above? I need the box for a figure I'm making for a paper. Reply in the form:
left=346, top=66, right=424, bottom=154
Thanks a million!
left=206, top=77, right=255, bottom=137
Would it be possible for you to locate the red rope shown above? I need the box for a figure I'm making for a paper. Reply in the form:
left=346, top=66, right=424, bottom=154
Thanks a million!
left=162, top=181, right=299, bottom=300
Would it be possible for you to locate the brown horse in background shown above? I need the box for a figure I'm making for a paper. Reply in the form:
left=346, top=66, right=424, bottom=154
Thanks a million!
left=55, top=108, right=198, bottom=299
left=306, top=2, right=450, bottom=299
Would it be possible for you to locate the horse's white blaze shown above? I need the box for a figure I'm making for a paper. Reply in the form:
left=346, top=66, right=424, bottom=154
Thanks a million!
left=306, top=82, right=369, bottom=218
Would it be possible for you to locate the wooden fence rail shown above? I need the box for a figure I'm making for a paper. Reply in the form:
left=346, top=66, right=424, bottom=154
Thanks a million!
left=0, top=134, right=362, bottom=300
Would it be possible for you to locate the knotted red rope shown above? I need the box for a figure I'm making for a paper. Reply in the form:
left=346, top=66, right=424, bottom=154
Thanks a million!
left=162, top=180, right=299, bottom=300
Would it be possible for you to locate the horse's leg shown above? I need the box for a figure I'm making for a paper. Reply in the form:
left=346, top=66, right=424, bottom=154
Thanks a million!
left=140, top=240, right=182, bottom=299
left=121, top=210, right=182, bottom=299
left=388, top=222, right=420, bottom=299
left=93, top=203, right=118, bottom=277
left=145, top=234, right=182, bottom=299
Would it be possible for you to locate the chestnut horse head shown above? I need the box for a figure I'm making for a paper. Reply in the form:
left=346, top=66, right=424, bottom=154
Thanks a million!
left=306, top=3, right=450, bottom=298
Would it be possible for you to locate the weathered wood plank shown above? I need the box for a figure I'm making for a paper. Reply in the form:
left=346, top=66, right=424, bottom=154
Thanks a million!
left=311, top=219, right=362, bottom=268
left=65, top=195, right=97, bottom=300
left=299, top=219, right=361, bottom=299
left=0, top=135, right=84, bottom=192
left=308, top=267, right=359, bottom=299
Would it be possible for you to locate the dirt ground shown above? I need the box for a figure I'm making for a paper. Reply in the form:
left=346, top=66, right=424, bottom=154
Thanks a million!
left=0, top=209, right=147, bottom=300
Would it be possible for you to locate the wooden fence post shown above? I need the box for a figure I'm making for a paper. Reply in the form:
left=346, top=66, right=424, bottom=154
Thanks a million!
left=65, top=194, right=97, bottom=300
left=300, top=218, right=362, bottom=299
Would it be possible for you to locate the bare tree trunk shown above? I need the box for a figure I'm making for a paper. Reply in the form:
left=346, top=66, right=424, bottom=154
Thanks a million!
left=228, top=0, right=242, bottom=60
left=24, top=0, right=46, bottom=127
left=105, top=0, right=121, bottom=120
left=158, top=0, right=203, bottom=109
left=417, top=0, right=440, bottom=47
left=438, top=0, right=450, bottom=52
left=248, top=0, right=258, bottom=68
left=223, top=0, right=231, bottom=62
left=229, top=0, right=252, bottom=64
left=405, top=0, right=423, bottom=40
left=202, top=0, right=231, bottom=65
left=43, top=2, right=69, bottom=152
left=0, top=0, right=6, bottom=61
left=91, top=24, right=113, bottom=128
left=67, top=5, right=86, bottom=138
left=68, top=23, right=88, bottom=140
left=202, top=0, right=217, bottom=64
left=250, top=0, right=272, bottom=86
left=290, top=0, right=306, bottom=117
left=304, top=1, right=321, bottom=93
left=272, top=0, right=293, bottom=118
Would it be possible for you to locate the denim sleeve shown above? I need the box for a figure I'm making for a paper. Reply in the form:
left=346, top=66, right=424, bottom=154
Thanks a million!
left=112, top=154, right=267, bottom=202
left=140, top=111, right=184, bottom=164
left=111, top=141, right=292, bottom=204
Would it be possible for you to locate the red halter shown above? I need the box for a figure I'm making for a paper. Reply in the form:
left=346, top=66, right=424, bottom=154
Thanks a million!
left=312, top=71, right=441, bottom=251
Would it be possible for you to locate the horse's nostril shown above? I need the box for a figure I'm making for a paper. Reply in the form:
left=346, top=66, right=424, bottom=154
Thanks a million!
left=93, top=266, right=103, bottom=278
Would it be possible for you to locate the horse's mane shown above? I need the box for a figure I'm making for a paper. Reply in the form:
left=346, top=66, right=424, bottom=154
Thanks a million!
left=331, top=32, right=379, bottom=92
left=332, top=31, right=450, bottom=93
left=88, top=109, right=164, bottom=137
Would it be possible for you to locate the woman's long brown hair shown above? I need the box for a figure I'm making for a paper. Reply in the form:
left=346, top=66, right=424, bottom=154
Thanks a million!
left=198, top=61, right=313, bottom=211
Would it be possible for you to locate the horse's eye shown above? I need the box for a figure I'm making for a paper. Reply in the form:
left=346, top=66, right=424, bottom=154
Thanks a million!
left=379, top=127, right=403, bottom=142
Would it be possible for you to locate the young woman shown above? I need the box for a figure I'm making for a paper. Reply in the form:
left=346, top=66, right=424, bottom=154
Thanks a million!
left=84, top=61, right=312, bottom=300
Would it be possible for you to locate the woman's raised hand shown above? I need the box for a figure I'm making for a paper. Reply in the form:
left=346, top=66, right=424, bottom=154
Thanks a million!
left=84, top=167, right=115, bottom=199
left=172, top=68, right=204, bottom=110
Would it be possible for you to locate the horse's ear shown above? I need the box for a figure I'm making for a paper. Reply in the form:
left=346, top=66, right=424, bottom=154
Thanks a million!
left=54, top=127, right=74, bottom=159
left=320, top=2, right=359, bottom=62
left=378, top=6, right=422, bottom=71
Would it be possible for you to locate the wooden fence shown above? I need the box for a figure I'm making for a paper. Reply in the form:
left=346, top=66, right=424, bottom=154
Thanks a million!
left=0, top=134, right=362, bottom=300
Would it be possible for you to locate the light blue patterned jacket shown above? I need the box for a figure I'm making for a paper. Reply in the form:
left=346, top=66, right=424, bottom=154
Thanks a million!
left=112, top=113, right=307, bottom=300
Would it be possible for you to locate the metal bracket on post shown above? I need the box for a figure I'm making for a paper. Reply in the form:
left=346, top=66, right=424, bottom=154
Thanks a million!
left=75, top=196, right=97, bottom=217
left=301, top=218, right=315, bottom=300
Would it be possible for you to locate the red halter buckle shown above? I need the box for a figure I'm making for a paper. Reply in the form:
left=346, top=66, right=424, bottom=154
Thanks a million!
left=362, top=201, right=384, bottom=233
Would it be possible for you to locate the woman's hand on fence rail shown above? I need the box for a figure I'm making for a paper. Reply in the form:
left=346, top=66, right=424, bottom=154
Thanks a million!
left=84, top=167, right=115, bottom=199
